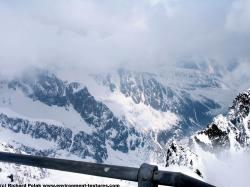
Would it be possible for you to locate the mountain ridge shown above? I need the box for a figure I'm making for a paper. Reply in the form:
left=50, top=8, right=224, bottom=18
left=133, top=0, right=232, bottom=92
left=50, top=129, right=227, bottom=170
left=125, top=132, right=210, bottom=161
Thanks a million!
left=165, top=89, right=250, bottom=178
left=0, top=67, right=242, bottom=183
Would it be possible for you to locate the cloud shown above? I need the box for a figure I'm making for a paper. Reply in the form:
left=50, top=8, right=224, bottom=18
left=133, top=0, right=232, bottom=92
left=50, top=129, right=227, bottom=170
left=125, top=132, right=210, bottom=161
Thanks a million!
left=226, top=0, right=250, bottom=33
left=201, top=151, right=250, bottom=187
left=223, top=60, right=250, bottom=92
left=0, top=0, right=249, bottom=75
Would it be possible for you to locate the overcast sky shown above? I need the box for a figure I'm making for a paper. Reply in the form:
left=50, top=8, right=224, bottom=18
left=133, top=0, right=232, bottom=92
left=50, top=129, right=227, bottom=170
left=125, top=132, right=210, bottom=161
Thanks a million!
left=0, top=0, right=250, bottom=75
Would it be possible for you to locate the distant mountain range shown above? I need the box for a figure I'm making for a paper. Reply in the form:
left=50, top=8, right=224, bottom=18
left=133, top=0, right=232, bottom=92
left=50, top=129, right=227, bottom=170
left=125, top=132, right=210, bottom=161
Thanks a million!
left=0, top=63, right=247, bottom=183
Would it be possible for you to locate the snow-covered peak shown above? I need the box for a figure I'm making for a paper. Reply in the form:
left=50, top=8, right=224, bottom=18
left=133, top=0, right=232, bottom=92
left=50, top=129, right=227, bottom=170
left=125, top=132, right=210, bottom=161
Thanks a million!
left=165, top=140, right=203, bottom=177
left=165, top=88, right=250, bottom=182
left=191, top=89, right=250, bottom=152
left=191, top=115, right=242, bottom=153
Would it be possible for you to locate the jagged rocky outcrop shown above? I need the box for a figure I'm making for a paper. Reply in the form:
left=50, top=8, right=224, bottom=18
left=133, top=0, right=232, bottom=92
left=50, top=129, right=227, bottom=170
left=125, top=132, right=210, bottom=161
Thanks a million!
left=192, top=115, right=241, bottom=152
left=165, top=89, right=250, bottom=177
left=192, top=89, right=250, bottom=152
left=165, top=140, right=202, bottom=177
left=119, top=69, right=175, bottom=110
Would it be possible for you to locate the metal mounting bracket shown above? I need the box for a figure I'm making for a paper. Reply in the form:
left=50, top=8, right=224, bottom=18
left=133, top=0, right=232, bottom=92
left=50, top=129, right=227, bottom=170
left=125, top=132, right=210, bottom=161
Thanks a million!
left=138, top=163, right=158, bottom=187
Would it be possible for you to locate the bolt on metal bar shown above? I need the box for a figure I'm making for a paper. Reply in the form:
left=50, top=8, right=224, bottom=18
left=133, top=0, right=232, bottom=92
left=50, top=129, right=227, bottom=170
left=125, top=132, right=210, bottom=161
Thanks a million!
left=0, top=151, right=215, bottom=187
left=138, top=163, right=158, bottom=187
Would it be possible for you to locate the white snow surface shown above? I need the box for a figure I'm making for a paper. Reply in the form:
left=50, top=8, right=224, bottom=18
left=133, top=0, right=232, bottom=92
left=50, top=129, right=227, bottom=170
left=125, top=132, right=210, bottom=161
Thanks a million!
left=0, top=85, right=93, bottom=134
left=102, top=91, right=179, bottom=131
left=58, top=70, right=180, bottom=132
left=85, top=79, right=180, bottom=132
left=195, top=133, right=212, bottom=145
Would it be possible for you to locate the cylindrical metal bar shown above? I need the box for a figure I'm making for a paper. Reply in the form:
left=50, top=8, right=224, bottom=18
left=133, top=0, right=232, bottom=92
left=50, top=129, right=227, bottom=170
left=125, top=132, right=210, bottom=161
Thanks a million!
left=0, top=151, right=216, bottom=187
left=0, top=151, right=139, bottom=182
left=153, top=170, right=216, bottom=187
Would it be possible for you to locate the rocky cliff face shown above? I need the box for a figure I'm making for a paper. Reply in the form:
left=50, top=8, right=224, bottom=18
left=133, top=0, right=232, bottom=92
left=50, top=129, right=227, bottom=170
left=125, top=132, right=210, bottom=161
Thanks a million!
left=165, top=140, right=202, bottom=177
left=165, top=89, right=250, bottom=177
left=192, top=89, right=250, bottom=152
left=96, top=68, right=221, bottom=143
left=2, top=70, right=147, bottom=163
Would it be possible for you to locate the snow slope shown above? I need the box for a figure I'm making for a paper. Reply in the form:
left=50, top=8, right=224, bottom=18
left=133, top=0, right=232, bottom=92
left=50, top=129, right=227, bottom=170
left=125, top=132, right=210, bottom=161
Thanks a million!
left=0, top=65, right=240, bottom=185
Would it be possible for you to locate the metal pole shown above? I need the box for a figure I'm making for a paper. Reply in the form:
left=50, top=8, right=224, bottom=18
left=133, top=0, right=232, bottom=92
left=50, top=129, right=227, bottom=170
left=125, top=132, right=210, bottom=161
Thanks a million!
left=0, top=151, right=138, bottom=182
left=0, top=151, right=215, bottom=187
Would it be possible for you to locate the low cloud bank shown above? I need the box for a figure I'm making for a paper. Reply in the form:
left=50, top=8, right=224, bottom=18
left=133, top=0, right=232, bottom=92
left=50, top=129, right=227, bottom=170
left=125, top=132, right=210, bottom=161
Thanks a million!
left=200, top=151, right=250, bottom=187
left=0, top=0, right=250, bottom=76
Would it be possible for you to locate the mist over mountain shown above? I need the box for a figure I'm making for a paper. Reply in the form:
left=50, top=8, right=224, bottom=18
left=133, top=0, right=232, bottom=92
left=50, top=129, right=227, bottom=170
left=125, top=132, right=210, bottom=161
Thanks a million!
left=0, top=0, right=250, bottom=186
left=0, top=0, right=250, bottom=74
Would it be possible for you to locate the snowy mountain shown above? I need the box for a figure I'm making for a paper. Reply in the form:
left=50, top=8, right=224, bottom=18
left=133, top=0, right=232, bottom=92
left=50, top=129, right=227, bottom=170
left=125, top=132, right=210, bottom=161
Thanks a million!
left=94, top=68, right=225, bottom=141
left=192, top=89, right=250, bottom=152
left=165, top=140, right=203, bottom=177
left=0, top=65, right=238, bottom=183
left=165, top=89, right=250, bottom=180
left=1, top=71, right=153, bottom=164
